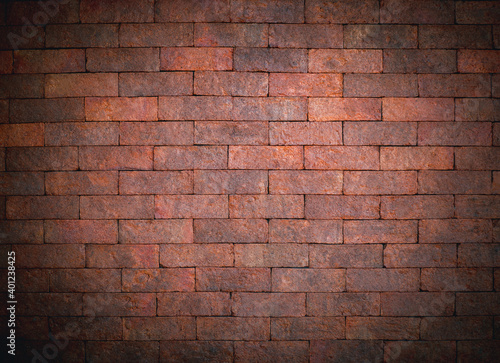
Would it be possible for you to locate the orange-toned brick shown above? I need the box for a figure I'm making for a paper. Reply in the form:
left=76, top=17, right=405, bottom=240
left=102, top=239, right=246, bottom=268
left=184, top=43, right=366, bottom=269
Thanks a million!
left=234, top=244, right=308, bottom=267
left=269, top=170, right=342, bottom=195
left=458, top=50, right=500, bottom=73
left=155, top=146, right=227, bottom=170
left=119, top=171, right=192, bottom=195
left=13, top=49, right=84, bottom=73
left=310, top=245, right=383, bottom=268
left=229, top=146, right=303, bottom=169
left=309, top=98, right=381, bottom=121
left=159, top=96, right=232, bottom=120
left=46, top=73, right=118, bottom=98
left=85, top=97, right=157, bottom=121
left=229, top=195, right=304, bottom=219
left=309, top=49, right=382, bottom=73
left=194, top=121, right=268, bottom=145
left=87, top=245, right=158, bottom=268
left=456, top=195, right=500, bottom=218
left=344, top=220, right=417, bottom=244
left=381, top=195, right=454, bottom=219
left=155, top=195, right=228, bottom=219
left=270, top=73, right=341, bottom=97
left=383, top=98, right=454, bottom=121
left=79, top=146, right=153, bottom=170
left=233, top=97, right=306, bottom=121
left=84, top=293, right=156, bottom=316
left=0, top=123, right=43, bottom=147
left=45, top=220, right=118, bottom=244
left=455, top=147, right=500, bottom=170
left=380, top=147, right=454, bottom=170
left=270, top=122, right=342, bottom=146
left=305, top=146, right=379, bottom=170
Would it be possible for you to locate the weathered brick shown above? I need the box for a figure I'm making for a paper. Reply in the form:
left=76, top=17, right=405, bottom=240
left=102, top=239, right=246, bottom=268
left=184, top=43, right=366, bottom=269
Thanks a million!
left=347, top=317, right=419, bottom=340
left=17, top=293, right=82, bottom=316
left=45, top=122, right=119, bottom=146
left=269, top=220, right=342, bottom=243
left=418, top=171, right=491, bottom=194
left=195, top=121, right=268, bottom=145
left=86, top=97, right=157, bottom=121
left=306, top=195, right=379, bottom=219
left=0, top=26, right=45, bottom=50
left=0, top=74, right=43, bottom=98
left=380, top=0, right=454, bottom=24
left=0, top=220, right=43, bottom=244
left=235, top=244, right=307, bottom=267
left=6, top=147, right=78, bottom=171
left=344, top=121, right=416, bottom=146
left=159, top=96, right=232, bottom=120
left=309, top=98, right=380, bottom=121
left=119, top=220, right=192, bottom=244
left=120, top=122, right=193, bottom=146
left=419, top=122, right=491, bottom=146
left=456, top=195, right=500, bottom=218
left=155, top=0, right=230, bottom=22
left=456, top=1, right=500, bottom=24
left=345, top=74, right=417, bottom=97
left=272, top=317, right=345, bottom=340
left=80, top=0, right=154, bottom=23
left=273, top=268, right=345, bottom=292
left=122, top=268, right=195, bottom=292
left=383, top=49, right=456, bottom=73
left=50, top=269, right=121, bottom=292
left=79, top=146, right=153, bottom=171
left=87, top=47, right=159, bottom=72
left=229, top=195, right=304, bottom=219
left=197, top=268, right=271, bottom=292
left=459, top=244, right=500, bottom=267
left=10, top=98, right=85, bottom=122
left=347, top=268, right=420, bottom=292
left=0, top=171, right=44, bottom=195
left=46, top=24, right=119, bottom=48
left=456, top=292, right=500, bottom=315
left=456, top=147, right=500, bottom=170
left=161, top=341, right=233, bottom=363
left=229, top=146, right=303, bottom=169
left=13, top=244, right=84, bottom=268
left=155, top=195, right=228, bottom=219
left=311, top=245, right=383, bottom=268
left=194, top=219, right=268, bottom=243
left=344, top=220, right=417, bottom=244
left=457, top=341, right=500, bottom=363
left=269, top=170, right=342, bottom=194
left=154, top=146, right=227, bottom=170
left=0, top=100, right=8, bottom=123
left=419, top=25, right=492, bottom=49
left=305, top=146, right=379, bottom=170
left=0, top=51, right=12, bottom=74
left=159, top=292, right=232, bottom=318
left=0, top=124, right=43, bottom=147
left=45, top=220, right=117, bottom=244
left=198, top=317, right=270, bottom=340
left=305, top=0, right=379, bottom=23
left=383, top=98, right=454, bottom=121
left=420, top=219, right=492, bottom=243
left=235, top=341, right=308, bottom=363
left=381, top=195, right=454, bottom=219
left=311, top=340, right=383, bottom=363
left=119, top=171, right=192, bottom=195
left=495, top=124, right=500, bottom=146
left=421, top=268, right=493, bottom=291
left=309, top=49, right=382, bottom=73
left=160, top=244, right=233, bottom=267
left=458, top=50, right=500, bottom=73
left=419, top=74, right=490, bottom=97
left=46, top=72, right=118, bottom=97
left=421, top=317, right=492, bottom=340
left=83, top=293, right=155, bottom=317
left=50, top=317, right=122, bottom=340
left=231, top=0, right=303, bottom=23
left=234, top=48, right=307, bottom=72
left=124, top=317, right=196, bottom=340
left=161, top=47, right=232, bottom=71
left=495, top=171, right=500, bottom=193
left=87, top=342, right=159, bottom=363
left=119, top=73, right=192, bottom=96
left=194, top=170, right=268, bottom=194
left=7, top=196, right=78, bottom=219
left=194, top=71, right=267, bottom=96
left=385, top=244, right=456, bottom=268
left=233, top=292, right=305, bottom=317
left=233, top=97, right=307, bottom=121
left=86, top=245, right=158, bottom=268
left=80, top=196, right=154, bottom=219
left=455, top=98, right=500, bottom=121
left=15, top=317, right=48, bottom=340
left=120, top=23, right=192, bottom=47
left=385, top=341, right=456, bottom=363
left=13, top=49, right=84, bottom=73
left=345, top=171, right=417, bottom=195
left=345, top=25, right=417, bottom=48
left=195, top=23, right=267, bottom=47
left=307, top=293, right=380, bottom=317
left=380, top=147, right=454, bottom=170
left=270, top=24, right=341, bottom=48
left=17, top=269, right=48, bottom=291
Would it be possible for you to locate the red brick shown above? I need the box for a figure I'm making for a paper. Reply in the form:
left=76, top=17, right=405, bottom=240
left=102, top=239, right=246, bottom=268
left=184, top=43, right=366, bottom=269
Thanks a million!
left=17, top=293, right=82, bottom=316
left=345, top=25, right=417, bottom=48
left=345, top=171, right=417, bottom=195
left=311, top=341, right=383, bottom=363
left=455, top=98, right=500, bottom=121
left=0, top=51, right=12, bottom=74
left=235, top=244, right=307, bottom=267
left=233, top=292, right=305, bottom=317
left=161, top=47, right=232, bottom=71
left=50, top=317, right=122, bottom=340
left=10, top=98, right=85, bottom=122
left=234, top=97, right=306, bottom=121
left=79, top=146, right=153, bottom=170
left=154, top=146, right=227, bottom=170
left=198, top=317, right=269, bottom=340
left=380, top=147, right=453, bottom=170
left=270, top=24, right=342, bottom=48
left=194, top=71, right=268, bottom=96
left=0, top=172, right=44, bottom=195
left=229, top=146, right=303, bottom=169
left=50, top=269, right=121, bottom=292
left=0, top=74, right=43, bottom=98
left=0, top=220, right=43, bottom=244
left=309, top=98, right=380, bottom=121
left=270, top=170, right=342, bottom=195
left=195, top=121, right=267, bottom=145
left=124, top=317, right=196, bottom=340
left=306, top=195, right=379, bottom=219
left=385, top=244, right=456, bottom=268
left=45, top=122, right=119, bottom=146
left=47, top=171, right=118, bottom=196
left=119, top=171, right=192, bottom=195
left=459, top=243, right=500, bottom=268
left=194, top=170, right=267, bottom=194
left=458, top=341, right=500, bottom=363
left=80, top=0, right=154, bottom=23
left=195, top=23, right=267, bottom=47
left=155, top=0, right=230, bottom=22
left=231, top=0, right=303, bottom=22
left=421, top=317, right=492, bottom=340
left=158, top=292, right=230, bottom=316
left=273, top=268, right=345, bottom=292
left=420, top=219, right=492, bottom=243
left=229, top=195, right=304, bottom=218
left=6, top=147, right=77, bottom=171
left=380, top=0, right=454, bottom=24
left=13, top=244, right=84, bottom=268
left=87, top=47, right=158, bottom=72
left=381, top=195, right=454, bottom=219
left=421, top=122, right=491, bottom=146
left=418, top=171, right=491, bottom=194
left=0, top=124, right=43, bottom=147
left=456, top=195, right=500, bottom=218
left=160, top=244, right=233, bottom=267
left=309, top=49, right=382, bottom=73
left=456, top=147, right=500, bottom=170
left=80, top=196, right=154, bottom=219
left=197, top=268, right=271, bottom=292
left=7, top=196, right=78, bottom=219
left=419, top=74, right=490, bottom=97
left=347, top=268, right=420, bottom=292
left=457, top=1, right=500, bottom=24
left=161, top=341, right=233, bottom=363
left=235, top=341, right=308, bottom=363
left=234, top=48, right=307, bottom=72
left=45, top=220, right=117, bottom=244
left=421, top=268, right=493, bottom=291
left=194, top=219, right=268, bottom=243
left=156, top=195, right=227, bottom=219
left=344, top=220, right=417, bottom=244
left=456, top=292, right=500, bottom=315
left=419, top=25, right=492, bottom=49
left=120, top=220, right=192, bottom=244
left=270, top=220, right=342, bottom=243
left=347, top=317, right=419, bottom=340
left=46, top=24, right=119, bottom=48
left=272, top=317, right=344, bottom=340
left=311, top=245, right=383, bottom=268
left=121, top=122, right=193, bottom=146
left=87, top=245, right=158, bottom=268
left=383, top=49, right=457, bottom=73
left=345, top=74, right=417, bottom=97
left=458, top=50, right=500, bottom=73
left=307, top=293, right=380, bottom=317
left=13, top=49, right=84, bottom=73
left=305, top=0, right=379, bottom=23
left=119, top=73, right=192, bottom=97
left=383, top=98, right=454, bottom=121
left=86, top=97, right=157, bottom=121
left=270, top=73, right=341, bottom=97
left=87, top=342, right=159, bottom=363
left=344, top=121, right=416, bottom=146
left=83, top=293, right=155, bottom=317
left=122, top=268, right=195, bottom=292
left=120, top=23, right=192, bottom=47
left=17, top=269, right=48, bottom=291
left=159, top=96, right=232, bottom=120
left=385, top=341, right=456, bottom=363
left=305, top=146, right=379, bottom=170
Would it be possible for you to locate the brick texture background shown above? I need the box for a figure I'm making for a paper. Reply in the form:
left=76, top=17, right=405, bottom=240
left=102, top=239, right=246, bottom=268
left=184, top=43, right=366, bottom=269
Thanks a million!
left=0, top=0, right=499, bottom=362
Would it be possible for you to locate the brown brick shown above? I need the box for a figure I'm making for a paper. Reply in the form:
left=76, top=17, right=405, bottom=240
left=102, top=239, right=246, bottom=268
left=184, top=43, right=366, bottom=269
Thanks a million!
left=234, top=48, right=306, bottom=72
left=195, top=71, right=267, bottom=96
left=344, top=220, right=417, bottom=244
left=0, top=26, right=45, bottom=50
left=0, top=124, right=43, bottom=147
left=194, top=170, right=268, bottom=194
left=270, top=170, right=342, bottom=195
left=122, top=268, right=195, bottom=292
left=235, top=341, right=308, bottom=363
left=13, top=49, right=84, bottom=73
left=158, top=292, right=230, bottom=316
left=161, top=341, right=233, bottom=363
left=305, top=146, right=379, bottom=170
left=456, top=292, right=500, bottom=315
left=195, top=121, right=267, bottom=145
left=307, top=293, right=380, bottom=317
left=195, top=23, right=267, bottom=47
left=233, top=292, right=305, bottom=317
left=79, top=146, right=153, bottom=171
left=46, top=24, right=119, bottom=48
left=50, top=269, right=121, bottom=292
left=197, top=268, right=271, bottom=292
left=156, top=195, right=228, bottom=219
left=457, top=1, right=500, bottom=24
left=229, top=146, right=303, bottom=169
left=87, top=342, right=159, bottom=363
left=420, top=25, right=492, bottom=49
left=86, top=97, right=157, bottom=121
left=309, top=98, right=380, bottom=121
left=6, top=147, right=78, bottom=172
left=270, top=24, right=341, bottom=48
left=80, top=0, right=153, bottom=22
left=459, top=243, right=500, bottom=267
left=418, top=171, right=491, bottom=194
left=345, top=25, right=417, bottom=48
left=381, top=0, right=454, bottom=23
left=457, top=341, right=500, bottom=363
left=4, top=0, right=79, bottom=25
left=306, top=195, right=380, bottom=219
left=271, top=120, right=342, bottom=145
left=17, top=269, right=48, bottom=292
left=421, top=317, right=492, bottom=340
left=45, top=220, right=117, bottom=244
left=347, top=317, right=419, bottom=340
left=45, top=122, right=119, bottom=146
left=305, top=0, right=379, bottom=23
left=119, top=171, right=192, bottom=194
left=0, top=74, right=43, bottom=98
left=273, top=268, right=345, bottom=292
left=154, top=146, right=227, bottom=170
left=459, top=50, right=500, bottom=73
left=420, top=219, right=492, bottom=243
left=156, top=0, right=229, bottom=22
left=160, top=244, right=233, bottom=267
left=18, top=292, right=83, bottom=316
left=421, top=268, right=493, bottom=291
left=13, top=244, right=84, bottom=268
left=50, top=317, right=122, bottom=340
left=10, top=98, right=85, bottom=122
left=382, top=292, right=455, bottom=317
left=272, top=317, right=344, bottom=340
left=383, top=98, right=454, bottom=121
left=269, top=219, right=342, bottom=244
left=15, top=317, right=48, bottom=340
left=309, top=49, right=382, bottom=73
left=345, top=74, right=417, bottom=97
left=83, top=293, right=156, bottom=317
left=229, top=195, right=304, bottom=219
left=120, top=122, right=193, bottom=146
left=270, top=73, right=342, bottom=97
left=0, top=220, right=43, bottom=244
left=87, top=47, right=158, bottom=72
left=0, top=51, right=12, bottom=74
left=0, top=172, right=44, bottom=195
left=311, top=341, right=383, bottom=363
left=159, top=96, right=232, bottom=120
left=161, top=47, right=232, bottom=71
left=455, top=98, right=500, bottom=121
left=7, top=196, right=78, bottom=219
left=381, top=195, right=454, bottom=219
left=120, top=23, right=192, bottom=47
left=120, top=220, right=192, bottom=244
left=344, top=121, right=416, bottom=146
left=124, top=317, right=196, bottom=340
left=380, top=147, right=454, bottom=170
left=347, top=268, right=420, bottom=292
left=383, top=49, right=456, bottom=73
left=495, top=124, right=500, bottom=146
left=235, top=244, right=307, bottom=268
left=87, top=245, right=158, bottom=268
left=0, top=100, right=7, bottom=123
left=311, top=245, right=383, bottom=268
left=194, top=219, right=268, bottom=243
left=385, top=244, right=456, bottom=268
left=231, top=0, right=303, bottom=22
left=234, top=97, right=307, bottom=121
left=456, top=195, right=500, bottom=218
left=80, top=196, right=154, bottom=219
left=495, top=171, right=500, bottom=193
left=198, top=317, right=269, bottom=340
left=456, top=147, right=500, bottom=170
left=119, top=72, right=192, bottom=97
left=419, top=74, right=490, bottom=97
left=345, top=171, right=417, bottom=195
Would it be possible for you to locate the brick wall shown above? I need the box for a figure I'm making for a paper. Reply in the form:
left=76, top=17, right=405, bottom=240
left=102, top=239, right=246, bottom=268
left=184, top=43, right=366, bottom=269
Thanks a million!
left=1, top=0, right=499, bottom=361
